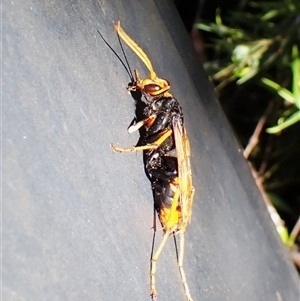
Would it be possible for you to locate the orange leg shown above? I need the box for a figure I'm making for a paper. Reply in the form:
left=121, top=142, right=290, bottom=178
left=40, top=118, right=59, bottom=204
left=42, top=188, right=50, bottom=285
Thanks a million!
left=150, top=188, right=180, bottom=299
left=111, top=129, right=172, bottom=153
left=178, top=233, right=193, bottom=301
left=127, top=114, right=156, bottom=134
left=150, top=229, right=171, bottom=300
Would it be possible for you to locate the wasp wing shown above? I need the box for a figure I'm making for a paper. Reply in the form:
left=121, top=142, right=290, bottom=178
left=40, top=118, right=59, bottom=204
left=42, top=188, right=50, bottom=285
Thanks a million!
left=173, top=117, right=195, bottom=232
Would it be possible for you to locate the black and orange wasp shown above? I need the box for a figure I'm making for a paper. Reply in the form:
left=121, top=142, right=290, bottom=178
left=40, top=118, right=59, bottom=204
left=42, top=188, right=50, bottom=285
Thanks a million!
left=99, top=21, right=195, bottom=301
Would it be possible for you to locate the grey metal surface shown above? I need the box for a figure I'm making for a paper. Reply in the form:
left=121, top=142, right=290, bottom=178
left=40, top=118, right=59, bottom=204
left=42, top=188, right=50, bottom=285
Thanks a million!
left=3, top=0, right=299, bottom=301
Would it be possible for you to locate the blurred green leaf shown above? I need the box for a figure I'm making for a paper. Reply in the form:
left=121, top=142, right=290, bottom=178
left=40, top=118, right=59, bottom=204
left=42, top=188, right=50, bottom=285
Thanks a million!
left=266, top=111, right=300, bottom=133
left=197, top=0, right=300, bottom=249
left=261, top=77, right=295, bottom=104
left=278, top=225, right=290, bottom=245
left=261, top=10, right=279, bottom=21
left=291, top=45, right=300, bottom=108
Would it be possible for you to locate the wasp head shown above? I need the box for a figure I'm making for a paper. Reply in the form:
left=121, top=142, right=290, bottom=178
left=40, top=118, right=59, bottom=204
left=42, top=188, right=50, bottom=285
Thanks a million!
left=127, top=69, right=172, bottom=98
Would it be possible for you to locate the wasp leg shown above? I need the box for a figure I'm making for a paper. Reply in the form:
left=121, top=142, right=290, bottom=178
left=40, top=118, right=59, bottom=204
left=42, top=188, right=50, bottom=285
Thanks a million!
left=150, top=188, right=180, bottom=299
left=150, top=202, right=157, bottom=297
left=150, top=229, right=171, bottom=300
left=111, top=129, right=172, bottom=153
left=178, top=233, right=193, bottom=301
left=128, top=114, right=156, bottom=133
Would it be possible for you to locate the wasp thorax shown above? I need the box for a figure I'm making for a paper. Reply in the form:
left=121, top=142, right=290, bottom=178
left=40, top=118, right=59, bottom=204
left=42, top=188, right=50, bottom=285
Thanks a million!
left=139, top=78, right=170, bottom=96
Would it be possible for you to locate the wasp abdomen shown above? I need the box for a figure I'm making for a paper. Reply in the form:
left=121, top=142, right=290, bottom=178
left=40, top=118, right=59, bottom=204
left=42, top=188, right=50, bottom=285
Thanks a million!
left=159, top=204, right=182, bottom=231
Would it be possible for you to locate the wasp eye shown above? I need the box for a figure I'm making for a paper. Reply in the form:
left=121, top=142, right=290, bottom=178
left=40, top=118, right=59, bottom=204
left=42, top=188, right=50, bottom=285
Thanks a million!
left=139, top=78, right=170, bottom=96
left=144, top=84, right=162, bottom=95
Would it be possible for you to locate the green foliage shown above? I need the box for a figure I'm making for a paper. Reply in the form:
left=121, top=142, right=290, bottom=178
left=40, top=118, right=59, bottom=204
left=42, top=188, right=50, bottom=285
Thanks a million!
left=197, top=0, right=300, bottom=244
left=197, top=0, right=300, bottom=133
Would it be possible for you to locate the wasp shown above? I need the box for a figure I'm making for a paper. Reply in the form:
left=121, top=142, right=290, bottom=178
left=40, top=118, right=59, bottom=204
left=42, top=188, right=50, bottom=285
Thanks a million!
left=101, top=21, right=195, bottom=301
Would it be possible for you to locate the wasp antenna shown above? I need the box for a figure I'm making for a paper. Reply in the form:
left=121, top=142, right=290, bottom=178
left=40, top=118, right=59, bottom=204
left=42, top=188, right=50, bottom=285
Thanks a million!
left=97, top=29, right=134, bottom=83
left=114, top=21, right=157, bottom=80
left=116, top=29, right=135, bottom=83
